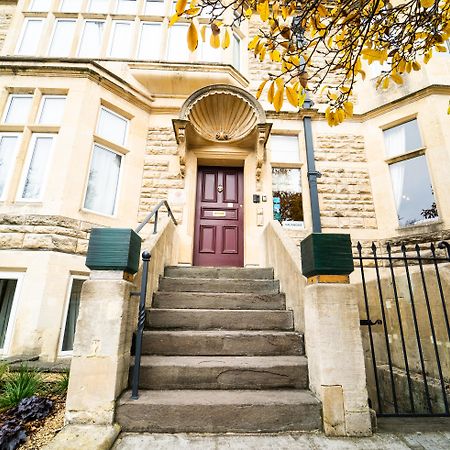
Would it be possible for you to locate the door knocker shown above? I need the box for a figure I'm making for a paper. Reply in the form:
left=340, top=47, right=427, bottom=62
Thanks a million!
left=217, top=185, right=223, bottom=193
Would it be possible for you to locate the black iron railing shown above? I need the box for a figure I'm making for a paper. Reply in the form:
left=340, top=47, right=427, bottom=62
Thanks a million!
left=356, top=240, right=450, bottom=417
left=135, top=200, right=177, bottom=234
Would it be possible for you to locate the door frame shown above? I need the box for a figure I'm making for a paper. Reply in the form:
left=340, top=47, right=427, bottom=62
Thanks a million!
left=193, top=165, right=244, bottom=267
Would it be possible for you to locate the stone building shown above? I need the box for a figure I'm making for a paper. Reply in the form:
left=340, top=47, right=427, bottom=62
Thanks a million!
left=0, top=0, right=449, bottom=423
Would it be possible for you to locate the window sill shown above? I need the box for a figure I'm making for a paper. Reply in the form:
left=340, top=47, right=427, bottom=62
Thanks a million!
left=396, top=218, right=443, bottom=232
left=80, top=207, right=117, bottom=220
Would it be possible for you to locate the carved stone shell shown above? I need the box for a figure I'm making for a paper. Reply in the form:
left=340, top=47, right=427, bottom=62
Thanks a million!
left=187, top=92, right=258, bottom=143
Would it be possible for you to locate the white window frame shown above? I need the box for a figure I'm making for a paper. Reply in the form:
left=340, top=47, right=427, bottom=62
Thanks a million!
left=59, top=275, right=88, bottom=356
left=1, top=94, right=33, bottom=124
left=138, top=22, right=162, bottom=60
left=48, top=19, right=77, bottom=57
left=269, top=133, right=301, bottom=165
left=60, top=0, right=83, bottom=12
left=0, top=272, right=24, bottom=355
left=36, top=95, right=67, bottom=125
left=15, top=18, right=44, bottom=56
left=77, top=20, right=106, bottom=58
left=82, top=143, right=124, bottom=217
left=115, top=0, right=138, bottom=14
left=87, top=0, right=110, bottom=13
left=28, top=0, right=52, bottom=11
left=0, top=133, right=22, bottom=201
left=96, top=106, right=129, bottom=147
left=108, top=20, right=134, bottom=59
left=16, top=133, right=56, bottom=202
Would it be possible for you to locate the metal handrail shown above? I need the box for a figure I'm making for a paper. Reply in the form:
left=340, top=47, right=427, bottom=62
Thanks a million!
left=135, top=200, right=177, bottom=234
left=131, top=251, right=151, bottom=400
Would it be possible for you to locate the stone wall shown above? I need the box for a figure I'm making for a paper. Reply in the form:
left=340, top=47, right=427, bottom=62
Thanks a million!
left=0, top=1, right=15, bottom=51
left=0, top=214, right=100, bottom=255
left=315, top=134, right=377, bottom=230
left=138, top=127, right=184, bottom=223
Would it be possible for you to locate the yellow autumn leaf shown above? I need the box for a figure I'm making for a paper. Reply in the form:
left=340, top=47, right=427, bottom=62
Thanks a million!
left=256, top=80, right=268, bottom=100
left=382, top=77, right=390, bottom=89
left=281, top=6, right=289, bottom=20
left=286, top=86, right=299, bottom=107
left=248, top=36, right=259, bottom=50
left=273, top=85, right=285, bottom=112
left=436, top=45, right=447, bottom=52
left=200, top=25, right=206, bottom=42
left=405, top=61, right=412, bottom=73
left=168, top=13, right=179, bottom=27
left=259, top=46, right=266, bottom=61
left=185, top=7, right=201, bottom=15
left=336, top=109, right=345, bottom=123
left=412, top=61, right=421, bottom=71
left=419, top=0, right=434, bottom=8
left=210, top=32, right=220, bottom=49
left=343, top=101, right=353, bottom=117
left=298, top=90, right=307, bottom=108
left=275, top=78, right=284, bottom=90
left=257, top=0, right=270, bottom=22
left=391, top=73, right=403, bottom=85
left=267, top=81, right=275, bottom=103
left=244, top=7, right=252, bottom=18
left=175, top=0, right=187, bottom=15
left=222, top=29, right=230, bottom=49
left=270, top=50, right=281, bottom=62
left=187, top=22, right=198, bottom=52
left=448, top=101, right=450, bottom=115
left=397, top=59, right=406, bottom=73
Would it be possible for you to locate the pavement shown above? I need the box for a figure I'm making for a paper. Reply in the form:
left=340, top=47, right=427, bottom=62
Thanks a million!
left=112, top=418, right=450, bottom=450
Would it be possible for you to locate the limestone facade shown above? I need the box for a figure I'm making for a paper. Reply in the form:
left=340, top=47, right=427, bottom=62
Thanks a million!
left=0, top=0, right=448, bottom=376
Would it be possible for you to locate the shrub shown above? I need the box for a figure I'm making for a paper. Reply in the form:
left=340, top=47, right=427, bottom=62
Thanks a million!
left=0, top=365, right=43, bottom=410
left=0, top=419, right=27, bottom=450
left=53, top=371, right=69, bottom=396
left=14, top=396, right=53, bottom=422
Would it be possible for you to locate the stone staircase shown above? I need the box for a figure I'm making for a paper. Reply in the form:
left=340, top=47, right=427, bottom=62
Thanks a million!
left=116, top=266, right=321, bottom=433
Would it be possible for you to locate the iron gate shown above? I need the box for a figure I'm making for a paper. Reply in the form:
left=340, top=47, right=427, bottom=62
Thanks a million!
left=355, top=240, right=450, bottom=417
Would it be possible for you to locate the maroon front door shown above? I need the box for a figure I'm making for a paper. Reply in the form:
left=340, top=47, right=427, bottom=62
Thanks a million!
left=193, top=166, right=244, bottom=267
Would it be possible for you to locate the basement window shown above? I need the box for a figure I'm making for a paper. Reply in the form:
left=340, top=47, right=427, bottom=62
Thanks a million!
left=0, top=277, right=21, bottom=352
left=61, top=278, right=86, bottom=352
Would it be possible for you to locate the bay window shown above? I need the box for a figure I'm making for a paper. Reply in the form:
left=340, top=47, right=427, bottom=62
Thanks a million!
left=384, top=119, right=438, bottom=226
left=49, top=20, right=76, bottom=57
left=167, top=23, right=190, bottom=61
left=78, top=21, right=105, bottom=57
left=19, top=134, right=55, bottom=200
left=2, top=95, right=33, bottom=124
left=60, top=0, right=82, bottom=12
left=0, top=134, right=21, bottom=200
left=61, top=278, right=86, bottom=352
left=28, top=0, right=51, bottom=12
left=0, top=276, right=21, bottom=351
left=37, top=96, right=66, bottom=125
left=109, top=21, right=133, bottom=58
left=144, top=0, right=165, bottom=15
left=96, top=106, right=128, bottom=146
left=116, top=0, right=137, bottom=14
left=138, top=23, right=162, bottom=59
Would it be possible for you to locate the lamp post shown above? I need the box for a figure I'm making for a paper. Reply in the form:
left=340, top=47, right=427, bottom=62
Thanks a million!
left=292, top=17, right=322, bottom=233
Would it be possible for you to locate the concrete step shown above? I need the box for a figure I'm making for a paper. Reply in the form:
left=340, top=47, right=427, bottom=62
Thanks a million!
left=116, top=389, right=321, bottom=432
left=132, top=355, right=308, bottom=390
left=152, top=292, right=286, bottom=310
left=164, top=266, right=274, bottom=280
left=141, top=330, right=304, bottom=356
left=158, top=277, right=280, bottom=294
left=146, top=309, right=294, bottom=330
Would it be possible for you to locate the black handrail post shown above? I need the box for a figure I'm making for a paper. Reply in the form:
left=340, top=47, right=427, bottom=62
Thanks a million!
left=131, top=250, right=151, bottom=400
left=153, top=210, right=159, bottom=235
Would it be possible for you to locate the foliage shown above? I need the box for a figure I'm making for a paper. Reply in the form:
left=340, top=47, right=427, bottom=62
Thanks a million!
left=171, top=0, right=450, bottom=124
left=0, top=363, right=8, bottom=386
left=0, top=365, right=43, bottom=410
left=14, top=396, right=53, bottom=422
left=52, top=371, right=69, bottom=396
left=0, top=419, right=27, bottom=450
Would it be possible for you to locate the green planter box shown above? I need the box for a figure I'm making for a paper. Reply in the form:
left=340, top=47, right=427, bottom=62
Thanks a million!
left=300, top=233, right=354, bottom=278
left=86, top=228, right=142, bottom=274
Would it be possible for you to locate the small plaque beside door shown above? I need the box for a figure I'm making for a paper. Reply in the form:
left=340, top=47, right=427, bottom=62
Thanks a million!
left=212, top=211, right=226, bottom=217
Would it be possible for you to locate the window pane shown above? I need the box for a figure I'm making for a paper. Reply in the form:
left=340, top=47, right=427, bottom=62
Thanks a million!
left=199, top=27, right=221, bottom=63
left=88, top=0, right=109, bottom=12
left=97, top=107, right=128, bottom=146
left=109, top=22, right=132, bottom=58
left=233, top=34, right=240, bottom=70
left=384, top=119, right=422, bottom=158
left=38, top=97, right=66, bottom=125
left=60, top=0, right=82, bottom=12
left=3, top=95, right=33, bottom=124
left=78, top=21, right=105, bottom=57
left=49, top=20, right=76, bottom=56
left=116, top=0, right=137, bottom=14
left=21, top=135, right=54, bottom=199
left=272, top=168, right=303, bottom=225
left=84, top=145, right=121, bottom=215
left=138, top=23, right=161, bottom=59
left=62, top=279, right=84, bottom=352
left=0, top=135, right=19, bottom=198
left=17, top=19, right=44, bottom=55
left=0, top=279, right=17, bottom=349
left=144, top=0, right=165, bottom=15
left=270, top=135, right=299, bottom=163
left=29, top=0, right=51, bottom=11
left=167, top=24, right=189, bottom=61
left=390, top=155, right=437, bottom=227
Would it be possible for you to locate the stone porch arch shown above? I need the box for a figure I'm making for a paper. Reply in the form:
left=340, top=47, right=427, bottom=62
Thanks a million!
left=172, top=84, right=272, bottom=267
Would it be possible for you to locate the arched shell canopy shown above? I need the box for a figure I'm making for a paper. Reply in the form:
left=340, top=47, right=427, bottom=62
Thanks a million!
left=180, top=85, right=265, bottom=143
